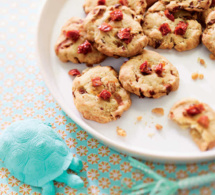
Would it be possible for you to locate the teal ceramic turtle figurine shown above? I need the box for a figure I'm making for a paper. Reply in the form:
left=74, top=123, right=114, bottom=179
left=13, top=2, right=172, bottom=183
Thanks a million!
left=0, top=119, right=84, bottom=195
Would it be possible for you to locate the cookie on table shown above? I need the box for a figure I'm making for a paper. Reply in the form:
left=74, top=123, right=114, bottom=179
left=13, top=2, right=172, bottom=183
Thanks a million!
left=84, top=5, right=148, bottom=58
left=202, top=7, right=215, bottom=55
left=119, top=50, right=179, bottom=99
left=83, top=0, right=147, bottom=15
left=161, top=0, right=212, bottom=12
left=142, top=2, right=202, bottom=51
left=169, top=99, right=215, bottom=151
left=72, top=66, right=131, bottom=123
left=55, top=17, right=106, bottom=65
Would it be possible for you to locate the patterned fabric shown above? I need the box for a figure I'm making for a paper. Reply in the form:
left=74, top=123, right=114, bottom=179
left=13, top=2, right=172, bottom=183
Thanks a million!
left=0, top=1, right=215, bottom=195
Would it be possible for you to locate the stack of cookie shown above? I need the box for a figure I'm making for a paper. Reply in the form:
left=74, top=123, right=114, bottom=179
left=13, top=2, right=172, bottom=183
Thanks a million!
left=55, top=0, right=215, bottom=151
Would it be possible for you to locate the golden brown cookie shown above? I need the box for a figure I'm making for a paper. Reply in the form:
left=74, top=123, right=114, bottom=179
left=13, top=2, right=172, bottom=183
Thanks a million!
left=169, top=98, right=215, bottom=151
left=83, top=0, right=147, bottom=15
left=161, top=0, right=212, bottom=12
left=72, top=66, right=131, bottom=123
left=55, top=17, right=106, bottom=64
left=119, top=50, right=179, bottom=98
left=142, top=2, right=202, bottom=51
left=202, top=7, right=215, bottom=55
left=84, top=5, right=148, bottom=57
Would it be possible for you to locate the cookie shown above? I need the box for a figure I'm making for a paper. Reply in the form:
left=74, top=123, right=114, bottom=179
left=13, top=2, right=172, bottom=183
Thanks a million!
left=72, top=66, right=131, bottom=123
left=55, top=17, right=106, bottom=65
left=142, top=2, right=202, bottom=51
left=169, top=98, right=215, bottom=151
left=161, top=0, right=212, bottom=12
left=83, top=0, right=147, bottom=15
left=202, top=7, right=215, bottom=55
left=84, top=5, right=148, bottom=57
left=119, top=50, right=179, bottom=98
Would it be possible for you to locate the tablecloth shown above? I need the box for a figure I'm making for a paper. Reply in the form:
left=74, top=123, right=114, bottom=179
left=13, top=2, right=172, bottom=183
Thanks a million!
left=0, top=0, right=215, bottom=194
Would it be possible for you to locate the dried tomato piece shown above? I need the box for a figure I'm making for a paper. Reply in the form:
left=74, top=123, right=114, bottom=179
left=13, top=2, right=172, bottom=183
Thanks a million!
left=78, top=40, right=92, bottom=54
left=175, top=21, right=188, bottom=35
left=98, top=89, right=112, bottom=100
left=139, top=61, right=152, bottom=75
left=119, top=0, right=128, bottom=6
left=117, top=28, right=132, bottom=44
left=92, top=77, right=103, bottom=87
left=98, top=0, right=106, bottom=5
left=110, top=10, right=123, bottom=21
left=164, top=10, right=175, bottom=22
left=185, top=104, right=205, bottom=116
left=197, top=115, right=209, bottom=128
left=98, top=23, right=113, bottom=32
left=68, top=69, right=81, bottom=76
left=155, top=63, right=164, bottom=76
left=159, top=23, right=171, bottom=36
left=65, top=30, right=80, bottom=42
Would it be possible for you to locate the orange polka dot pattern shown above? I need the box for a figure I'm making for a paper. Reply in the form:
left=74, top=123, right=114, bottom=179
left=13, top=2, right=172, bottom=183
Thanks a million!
left=0, top=1, right=214, bottom=195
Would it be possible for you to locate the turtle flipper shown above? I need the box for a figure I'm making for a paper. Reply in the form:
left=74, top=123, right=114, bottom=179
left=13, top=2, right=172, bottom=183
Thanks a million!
left=55, top=171, right=84, bottom=189
left=69, top=157, right=83, bottom=173
left=42, top=181, right=55, bottom=195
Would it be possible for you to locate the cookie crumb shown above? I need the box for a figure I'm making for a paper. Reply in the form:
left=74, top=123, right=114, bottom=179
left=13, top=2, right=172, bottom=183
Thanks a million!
left=209, top=54, right=215, bottom=60
left=116, top=127, right=127, bottom=137
left=199, top=74, right=204, bottom=80
left=198, top=58, right=206, bottom=67
left=155, top=124, right=163, bottom=131
left=148, top=133, right=155, bottom=138
left=136, top=116, right=142, bottom=121
left=192, top=72, right=199, bottom=80
left=152, top=108, right=164, bottom=116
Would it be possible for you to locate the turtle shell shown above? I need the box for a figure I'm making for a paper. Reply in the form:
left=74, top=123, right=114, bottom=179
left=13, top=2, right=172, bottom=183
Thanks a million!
left=0, top=119, right=73, bottom=187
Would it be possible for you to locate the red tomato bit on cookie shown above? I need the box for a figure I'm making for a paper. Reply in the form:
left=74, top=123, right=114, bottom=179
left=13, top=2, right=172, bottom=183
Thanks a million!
left=164, top=10, right=175, bottom=21
left=78, top=40, right=92, bottom=54
left=68, top=69, right=81, bottom=76
left=65, top=30, right=80, bottom=42
left=110, top=10, right=123, bottom=21
left=140, top=61, right=152, bottom=75
left=185, top=104, right=205, bottom=116
left=117, top=28, right=132, bottom=44
left=197, top=115, right=209, bottom=128
left=92, top=77, right=103, bottom=87
left=155, top=63, right=164, bottom=76
left=98, top=0, right=106, bottom=5
left=175, top=21, right=188, bottom=35
left=159, top=23, right=171, bottom=36
left=119, top=0, right=128, bottom=6
left=98, top=89, right=112, bottom=100
left=98, top=23, right=113, bottom=32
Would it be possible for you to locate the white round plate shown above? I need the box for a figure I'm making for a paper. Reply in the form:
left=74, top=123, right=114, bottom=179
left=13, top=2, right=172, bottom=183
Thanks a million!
left=36, top=0, right=215, bottom=163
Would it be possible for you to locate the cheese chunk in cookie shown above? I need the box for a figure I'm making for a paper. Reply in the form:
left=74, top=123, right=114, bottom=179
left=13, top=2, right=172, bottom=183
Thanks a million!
left=83, top=0, right=147, bottom=15
left=169, top=99, right=215, bottom=151
left=84, top=5, right=148, bottom=58
left=72, top=66, right=131, bottom=123
left=55, top=17, right=106, bottom=64
left=161, top=0, right=212, bottom=12
left=202, top=7, right=215, bottom=55
left=142, top=2, right=202, bottom=51
left=119, top=50, right=179, bottom=98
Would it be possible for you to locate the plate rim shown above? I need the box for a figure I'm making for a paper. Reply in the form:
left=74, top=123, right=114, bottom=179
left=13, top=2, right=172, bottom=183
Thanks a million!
left=36, top=0, right=215, bottom=163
